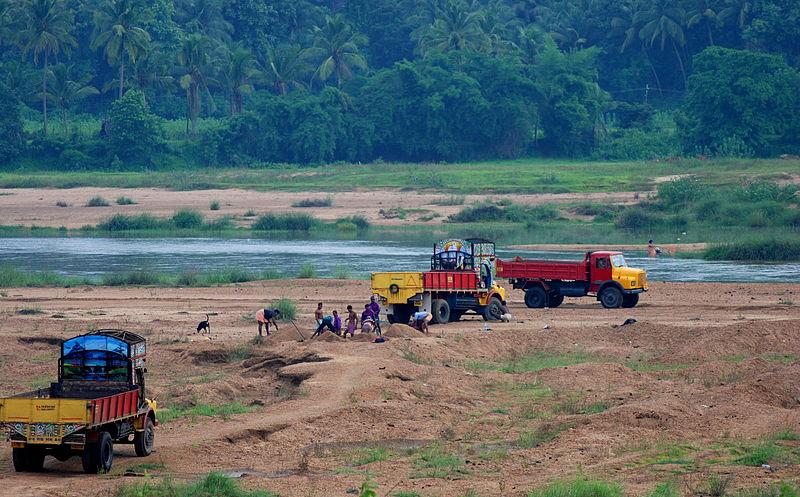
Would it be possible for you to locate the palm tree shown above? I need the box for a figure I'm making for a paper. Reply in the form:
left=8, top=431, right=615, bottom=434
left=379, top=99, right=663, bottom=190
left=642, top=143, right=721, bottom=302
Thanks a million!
left=686, top=0, right=723, bottom=46
left=175, top=33, right=216, bottom=138
left=1, top=60, right=39, bottom=103
left=44, top=63, right=99, bottom=135
left=175, top=0, right=233, bottom=42
left=91, top=0, right=152, bottom=99
left=613, top=0, right=664, bottom=94
left=102, top=53, right=175, bottom=102
left=415, top=0, right=489, bottom=57
left=215, top=42, right=258, bottom=115
left=308, top=14, right=367, bottom=88
left=16, top=0, right=77, bottom=137
left=0, top=0, right=19, bottom=46
left=719, top=0, right=750, bottom=30
left=259, top=44, right=311, bottom=96
left=633, top=0, right=688, bottom=86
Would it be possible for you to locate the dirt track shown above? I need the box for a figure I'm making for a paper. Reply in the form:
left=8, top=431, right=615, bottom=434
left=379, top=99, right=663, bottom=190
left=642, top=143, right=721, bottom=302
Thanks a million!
left=1, top=280, right=799, bottom=497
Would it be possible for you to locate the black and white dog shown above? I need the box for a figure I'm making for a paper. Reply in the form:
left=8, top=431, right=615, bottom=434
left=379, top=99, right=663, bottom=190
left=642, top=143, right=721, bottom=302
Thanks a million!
left=196, top=314, right=211, bottom=333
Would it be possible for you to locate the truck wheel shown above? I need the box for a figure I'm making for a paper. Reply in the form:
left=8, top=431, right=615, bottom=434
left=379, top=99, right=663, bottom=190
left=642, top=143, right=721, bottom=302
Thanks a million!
left=83, top=432, right=113, bottom=473
left=621, top=293, right=639, bottom=308
left=449, top=310, right=463, bottom=322
left=12, top=446, right=45, bottom=472
left=432, top=299, right=450, bottom=324
left=600, top=287, right=623, bottom=309
left=524, top=287, right=547, bottom=308
left=549, top=294, right=564, bottom=308
left=390, top=304, right=412, bottom=325
left=483, top=298, right=502, bottom=321
left=134, top=417, right=155, bottom=457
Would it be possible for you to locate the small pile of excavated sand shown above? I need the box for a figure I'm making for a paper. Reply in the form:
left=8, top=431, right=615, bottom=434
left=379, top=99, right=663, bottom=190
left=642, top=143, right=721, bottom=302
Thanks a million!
left=383, top=323, right=424, bottom=337
left=313, top=331, right=345, bottom=342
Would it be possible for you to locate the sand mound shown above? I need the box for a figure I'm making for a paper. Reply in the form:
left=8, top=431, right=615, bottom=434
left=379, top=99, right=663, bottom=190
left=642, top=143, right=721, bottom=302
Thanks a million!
left=350, top=333, right=375, bottom=342
left=314, top=332, right=344, bottom=342
left=384, top=323, right=423, bottom=337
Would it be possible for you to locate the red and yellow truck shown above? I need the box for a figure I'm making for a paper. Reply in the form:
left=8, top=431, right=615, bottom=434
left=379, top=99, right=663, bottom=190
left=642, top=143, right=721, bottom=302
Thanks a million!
left=496, top=250, right=648, bottom=308
left=0, top=329, right=157, bottom=473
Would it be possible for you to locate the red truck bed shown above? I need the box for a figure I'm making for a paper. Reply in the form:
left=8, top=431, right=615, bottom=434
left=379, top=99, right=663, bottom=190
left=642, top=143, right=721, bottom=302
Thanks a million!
left=423, top=271, right=478, bottom=290
left=496, top=258, right=588, bottom=281
left=91, top=389, right=139, bottom=425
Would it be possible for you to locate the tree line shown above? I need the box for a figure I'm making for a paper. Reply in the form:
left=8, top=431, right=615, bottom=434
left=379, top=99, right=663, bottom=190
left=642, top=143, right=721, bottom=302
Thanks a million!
left=0, top=0, right=799, bottom=167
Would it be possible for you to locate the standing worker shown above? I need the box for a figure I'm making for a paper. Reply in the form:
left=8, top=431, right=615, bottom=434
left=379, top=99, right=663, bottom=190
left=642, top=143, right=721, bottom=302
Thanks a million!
left=368, top=295, right=382, bottom=334
left=344, top=305, right=358, bottom=338
left=314, top=302, right=324, bottom=328
left=256, top=308, right=281, bottom=336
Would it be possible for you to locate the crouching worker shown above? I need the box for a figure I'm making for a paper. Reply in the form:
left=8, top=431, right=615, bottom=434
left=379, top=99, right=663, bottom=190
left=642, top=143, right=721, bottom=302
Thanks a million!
left=313, top=312, right=340, bottom=338
left=499, top=301, right=512, bottom=323
left=410, top=311, right=432, bottom=335
left=256, top=308, right=281, bottom=336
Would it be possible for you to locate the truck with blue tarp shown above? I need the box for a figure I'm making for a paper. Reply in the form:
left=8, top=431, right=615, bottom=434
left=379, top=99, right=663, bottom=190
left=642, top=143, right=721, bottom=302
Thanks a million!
left=0, top=329, right=157, bottom=473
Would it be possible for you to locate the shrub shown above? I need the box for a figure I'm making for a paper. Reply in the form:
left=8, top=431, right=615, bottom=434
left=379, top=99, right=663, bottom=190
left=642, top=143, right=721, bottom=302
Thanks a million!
left=98, top=214, right=163, bottom=231
left=272, top=298, right=297, bottom=321
left=297, top=263, right=317, bottom=278
left=292, top=196, right=333, bottom=208
left=336, top=215, right=370, bottom=230
left=210, top=200, right=220, bottom=210
left=657, top=177, right=710, bottom=205
left=205, top=216, right=234, bottom=231
left=252, top=213, right=319, bottom=231
left=85, top=196, right=109, bottom=207
left=107, top=89, right=161, bottom=166
left=172, top=210, right=204, bottom=229
left=55, top=201, right=69, bottom=208
left=448, top=202, right=560, bottom=223
left=113, top=472, right=276, bottom=497
left=59, top=149, right=93, bottom=171
left=704, top=240, right=800, bottom=261
left=332, top=265, right=352, bottom=279
left=115, top=196, right=136, bottom=205
left=101, top=269, right=168, bottom=286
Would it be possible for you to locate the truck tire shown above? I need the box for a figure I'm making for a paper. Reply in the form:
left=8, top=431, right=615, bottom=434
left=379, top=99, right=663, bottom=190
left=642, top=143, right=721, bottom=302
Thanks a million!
left=483, top=298, right=502, bottom=321
left=621, top=293, right=639, bottom=308
left=134, top=416, right=155, bottom=457
left=432, top=299, right=450, bottom=324
left=83, top=431, right=113, bottom=473
left=449, top=310, right=463, bottom=322
left=524, top=287, right=547, bottom=308
left=549, top=294, right=564, bottom=308
left=12, top=446, right=44, bottom=472
left=599, top=286, right=623, bottom=309
left=389, top=304, right=412, bottom=325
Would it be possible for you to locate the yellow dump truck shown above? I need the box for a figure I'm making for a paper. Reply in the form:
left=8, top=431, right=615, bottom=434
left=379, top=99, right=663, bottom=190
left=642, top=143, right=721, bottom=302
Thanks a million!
left=0, top=329, right=157, bottom=473
left=372, top=238, right=506, bottom=324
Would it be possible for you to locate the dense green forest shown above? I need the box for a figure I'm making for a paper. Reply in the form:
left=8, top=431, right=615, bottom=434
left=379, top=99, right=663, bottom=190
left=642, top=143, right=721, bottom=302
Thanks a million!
left=0, top=0, right=799, bottom=169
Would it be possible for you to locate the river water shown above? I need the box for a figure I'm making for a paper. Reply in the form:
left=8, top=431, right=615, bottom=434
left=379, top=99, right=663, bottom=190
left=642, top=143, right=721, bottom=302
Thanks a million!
left=1, top=237, right=799, bottom=283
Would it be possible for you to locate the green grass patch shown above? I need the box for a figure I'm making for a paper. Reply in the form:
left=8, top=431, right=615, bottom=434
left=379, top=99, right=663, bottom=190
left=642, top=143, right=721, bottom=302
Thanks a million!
left=410, top=446, right=470, bottom=479
left=517, top=423, right=573, bottom=449
left=224, top=343, right=255, bottom=363
left=526, top=475, right=623, bottom=497
left=124, top=462, right=166, bottom=473
left=734, top=441, right=791, bottom=466
left=636, top=445, right=698, bottom=466
left=158, top=402, right=255, bottom=423
left=0, top=263, right=89, bottom=287
left=645, top=482, right=680, bottom=497
left=113, top=472, right=278, bottom=497
left=351, top=447, right=396, bottom=466
left=469, top=350, right=597, bottom=373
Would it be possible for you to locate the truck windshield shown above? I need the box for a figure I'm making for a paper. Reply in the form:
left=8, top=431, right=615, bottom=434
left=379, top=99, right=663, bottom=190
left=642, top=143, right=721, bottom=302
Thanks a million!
left=610, top=254, right=627, bottom=267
